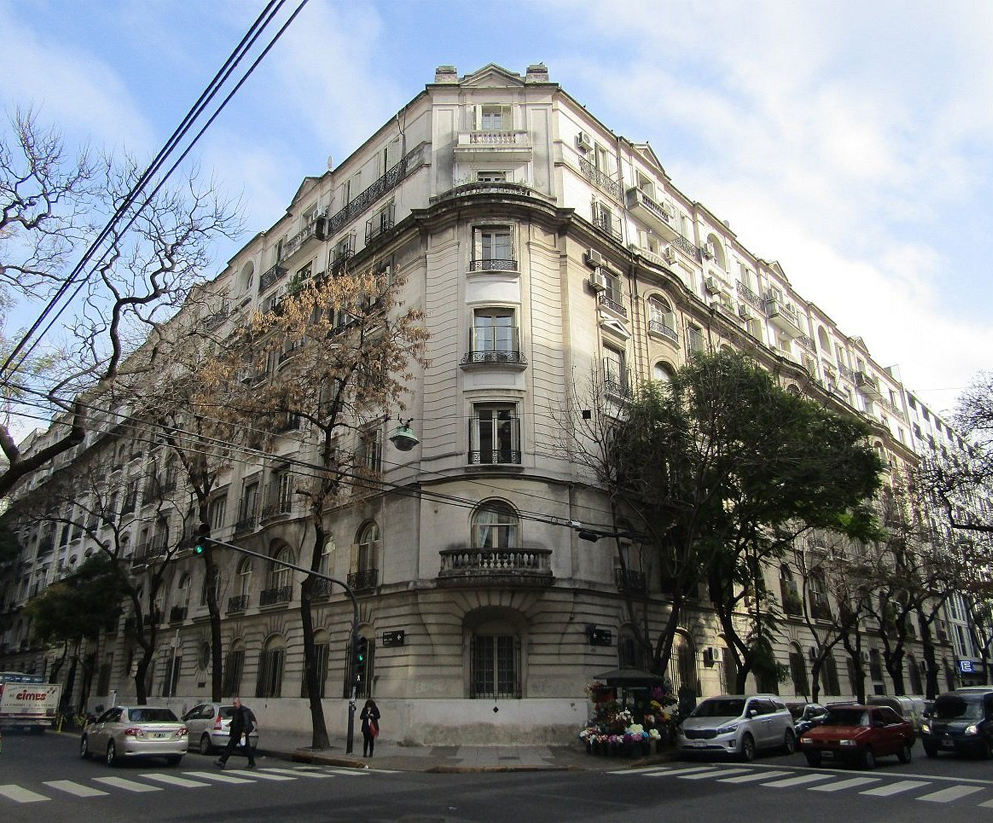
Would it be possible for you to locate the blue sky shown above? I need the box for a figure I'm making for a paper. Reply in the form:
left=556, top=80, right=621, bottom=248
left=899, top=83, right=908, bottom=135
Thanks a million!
left=2, top=0, right=991, bottom=415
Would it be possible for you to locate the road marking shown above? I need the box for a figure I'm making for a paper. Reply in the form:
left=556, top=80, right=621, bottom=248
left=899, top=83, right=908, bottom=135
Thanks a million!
left=140, top=773, right=211, bottom=788
left=0, top=785, right=49, bottom=803
left=720, top=770, right=792, bottom=784
left=296, top=766, right=372, bottom=776
left=258, top=767, right=332, bottom=779
left=809, top=777, right=881, bottom=792
left=607, top=766, right=670, bottom=775
left=917, top=785, right=984, bottom=803
left=183, top=771, right=255, bottom=784
left=644, top=766, right=719, bottom=778
left=92, top=777, right=163, bottom=793
left=860, top=780, right=931, bottom=797
left=681, top=768, right=752, bottom=780
left=761, top=773, right=835, bottom=788
left=224, top=769, right=295, bottom=781
left=43, top=780, right=109, bottom=797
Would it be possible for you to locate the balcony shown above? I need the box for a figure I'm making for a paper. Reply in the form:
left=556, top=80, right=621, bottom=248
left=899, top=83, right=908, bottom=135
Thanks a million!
left=460, top=327, right=527, bottom=370
left=258, top=263, right=287, bottom=295
left=604, top=369, right=632, bottom=400
left=327, top=245, right=354, bottom=278
left=281, top=217, right=326, bottom=261
left=781, top=585, right=803, bottom=616
left=838, top=362, right=856, bottom=384
left=454, top=130, right=532, bottom=162
left=810, top=595, right=833, bottom=622
left=468, top=447, right=522, bottom=466
left=438, top=547, right=552, bottom=588
left=592, top=208, right=622, bottom=241
left=855, top=371, right=884, bottom=401
left=579, top=157, right=620, bottom=200
left=626, top=187, right=678, bottom=240
left=686, top=328, right=707, bottom=357
left=468, top=257, right=518, bottom=273
left=795, top=333, right=816, bottom=354
left=597, top=292, right=628, bottom=318
left=143, top=609, right=161, bottom=626
left=325, top=148, right=421, bottom=239
left=346, top=568, right=379, bottom=592
left=364, top=203, right=395, bottom=244
left=233, top=512, right=258, bottom=534
left=169, top=606, right=187, bottom=623
left=615, top=568, right=647, bottom=595
left=311, top=578, right=334, bottom=600
left=765, top=297, right=803, bottom=337
left=736, top=281, right=762, bottom=311
left=261, top=497, right=292, bottom=521
left=227, top=594, right=249, bottom=613
left=259, top=585, right=292, bottom=607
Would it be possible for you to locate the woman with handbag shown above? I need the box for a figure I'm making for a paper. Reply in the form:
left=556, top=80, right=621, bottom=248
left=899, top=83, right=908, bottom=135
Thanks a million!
left=360, top=698, right=381, bottom=758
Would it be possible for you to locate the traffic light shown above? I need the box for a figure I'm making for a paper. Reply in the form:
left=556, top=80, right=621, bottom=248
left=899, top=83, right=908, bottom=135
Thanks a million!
left=194, top=523, right=211, bottom=555
left=354, top=636, right=368, bottom=684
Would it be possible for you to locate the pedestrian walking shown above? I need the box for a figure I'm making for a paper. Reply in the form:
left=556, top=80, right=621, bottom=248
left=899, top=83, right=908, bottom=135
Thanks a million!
left=360, top=698, right=381, bottom=758
left=215, top=696, right=258, bottom=769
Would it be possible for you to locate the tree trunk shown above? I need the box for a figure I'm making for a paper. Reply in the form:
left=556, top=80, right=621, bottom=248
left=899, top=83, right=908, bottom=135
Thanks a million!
left=918, top=615, right=939, bottom=699
left=201, top=544, right=223, bottom=701
left=300, top=520, right=330, bottom=750
left=810, top=658, right=822, bottom=703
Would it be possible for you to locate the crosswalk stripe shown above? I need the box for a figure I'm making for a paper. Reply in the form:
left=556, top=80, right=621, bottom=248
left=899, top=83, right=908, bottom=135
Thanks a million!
left=0, top=785, right=49, bottom=803
left=761, top=774, right=835, bottom=788
left=645, top=766, right=719, bottom=778
left=321, top=768, right=371, bottom=776
left=258, top=767, right=332, bottom=779
left=809, top=777, right=881, bottom=792
left=720, top=770, right=792, bottom=784
left=607, top=766, right=669, bottom=775
left=917, top=785, right=984, bottom=803
left=139, top=773, right=211, bottom=788
left=860, top=780, right=931, bottom=797
left=681, top=768, right=752, bottom=780
left=224, top=769, right=295, bottom=781
left=92, top=777, right=162, bottom=793
left=183, top=770, right=255, bottom=784
left=43, top=780, right=109, bottom=797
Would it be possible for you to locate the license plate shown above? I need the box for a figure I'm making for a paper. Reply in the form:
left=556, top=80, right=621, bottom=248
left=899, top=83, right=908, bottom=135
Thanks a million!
left=821, top=751, right=834, bottom=759
left=153, top=732, right=168, bottom=739
left=942, top=739, right=955, bottom=748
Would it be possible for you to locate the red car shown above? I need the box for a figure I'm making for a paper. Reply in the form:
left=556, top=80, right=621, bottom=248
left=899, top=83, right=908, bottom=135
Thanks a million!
left=798, top=704, right=915, bottom=769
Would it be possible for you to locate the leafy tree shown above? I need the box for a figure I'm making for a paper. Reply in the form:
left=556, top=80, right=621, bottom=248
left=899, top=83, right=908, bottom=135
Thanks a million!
left=599, top=350, right=881, bottom=691
left=202, top=264, right=428, bottom=748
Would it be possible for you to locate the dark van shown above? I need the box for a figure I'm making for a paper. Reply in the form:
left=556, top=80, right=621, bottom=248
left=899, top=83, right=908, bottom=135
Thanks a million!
left=920, top=689, right=993, bottom=759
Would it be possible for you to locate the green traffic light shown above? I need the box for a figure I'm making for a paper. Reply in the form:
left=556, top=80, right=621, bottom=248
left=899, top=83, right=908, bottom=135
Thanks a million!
left=194, top=523, right=210, bottom=555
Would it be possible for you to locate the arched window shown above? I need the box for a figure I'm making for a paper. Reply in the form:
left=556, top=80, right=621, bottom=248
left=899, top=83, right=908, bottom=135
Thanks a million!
left=780, top=566, right=801, bottom=615
left=653, top=361, right=676, bottom=383
left=268, top=546, right=294, bottom=591
left=223, top=638, right=245, bottom=696
left=472, top=501, right=519, bottom=549
left=667, top=631, right=697, bottom=699
left=256, top=634, right=286, bottom=698
left=817, top=327, right=831, bottom=353
left=647, top=296, right=676, bottom=340
left=349, top=522, right=380, bottom=592
left=706, top=234, right=726, bottom=271
left=788, top=643, right=810, bottom=698
left=236, top=557, right=253, bottom=598
left=240, top=261, right=254, bottom=294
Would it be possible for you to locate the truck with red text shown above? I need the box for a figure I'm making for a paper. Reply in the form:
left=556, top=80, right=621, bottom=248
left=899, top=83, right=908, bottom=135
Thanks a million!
left=0, top=672, right=61, bottom=732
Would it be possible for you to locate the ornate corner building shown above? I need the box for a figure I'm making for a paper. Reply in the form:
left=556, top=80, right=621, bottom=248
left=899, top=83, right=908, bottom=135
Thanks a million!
left=0, top=64, right=981, bottom=742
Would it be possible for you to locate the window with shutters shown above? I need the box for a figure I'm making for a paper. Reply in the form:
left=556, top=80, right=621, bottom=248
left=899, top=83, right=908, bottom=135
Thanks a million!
left=256, top=635, right=286, bottom=698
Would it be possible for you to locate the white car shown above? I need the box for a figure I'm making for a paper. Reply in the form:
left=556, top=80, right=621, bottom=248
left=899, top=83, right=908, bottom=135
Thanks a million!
left=678, top=695, right=795, bottom=761
left=183, top=702, right=259, bottom=755
left=81, top=706, right=188, bottom=766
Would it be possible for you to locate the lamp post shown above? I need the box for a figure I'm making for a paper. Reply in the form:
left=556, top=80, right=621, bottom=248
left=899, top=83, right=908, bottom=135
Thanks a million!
left=195, top=533, right=361, bottom=753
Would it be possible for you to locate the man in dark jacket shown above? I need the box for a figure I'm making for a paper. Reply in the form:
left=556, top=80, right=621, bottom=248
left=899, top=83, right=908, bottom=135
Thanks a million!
left=215, top=696, right=258, bottom=769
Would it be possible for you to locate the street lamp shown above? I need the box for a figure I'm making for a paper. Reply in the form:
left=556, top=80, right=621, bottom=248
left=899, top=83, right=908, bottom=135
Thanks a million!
left=389, top=417, right=419, bottom=451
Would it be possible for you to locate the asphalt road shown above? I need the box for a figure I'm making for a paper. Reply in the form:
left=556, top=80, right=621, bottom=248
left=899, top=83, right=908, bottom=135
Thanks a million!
left=3, top=731, right=993, bottom=822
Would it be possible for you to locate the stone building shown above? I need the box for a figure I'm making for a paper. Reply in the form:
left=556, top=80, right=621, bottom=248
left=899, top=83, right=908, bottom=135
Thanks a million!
left=0, top=64, right=960, bottom=742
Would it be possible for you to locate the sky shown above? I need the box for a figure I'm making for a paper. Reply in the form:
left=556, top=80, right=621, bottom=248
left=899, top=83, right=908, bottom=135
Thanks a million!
left=1, top=0, right=991, bottom=417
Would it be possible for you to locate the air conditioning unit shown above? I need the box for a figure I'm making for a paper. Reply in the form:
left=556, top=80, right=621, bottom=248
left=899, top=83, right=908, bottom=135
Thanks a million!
left=704, top=276, right=721, bottom=294
left=576, top=131, right=593, bottom=152
left=584, top=248, right=606, bottom=268
left=662, top=245, right=677, bottom=264
left=738, top=304, right=753, bottom=321
left=588, top=269, right=608, bottom=292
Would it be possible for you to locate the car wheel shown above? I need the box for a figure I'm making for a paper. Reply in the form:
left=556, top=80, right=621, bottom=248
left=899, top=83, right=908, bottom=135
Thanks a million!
left=166, top=755, right=183, bottom=766
left=861, top=746, right=876, bottom=770
left=783, top=729, right=796, bottom=755
left=80, top=735, right=90, bottom=759
left=199, top=734, right=213, bottom=756
left=981, top=739, right=993, bottom=760
left=106, top=741, right=118, bottom=767
left=897, top=743, right=912, bottom=764
left=805, top=752, right=822, bottom=767
left=740, top=733, right=756, bottom=762
left=923, top=743, right=939, bottom=759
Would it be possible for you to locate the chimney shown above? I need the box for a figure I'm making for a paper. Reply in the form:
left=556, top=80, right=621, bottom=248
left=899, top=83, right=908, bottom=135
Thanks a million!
left=434, top=65, right=458, bottom=84
left=525, top=63, right=549, bottom=84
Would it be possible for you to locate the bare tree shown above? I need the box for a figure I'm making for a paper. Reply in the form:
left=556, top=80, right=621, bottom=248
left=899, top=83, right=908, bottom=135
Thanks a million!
left=0, top=109, right=240, bottom=497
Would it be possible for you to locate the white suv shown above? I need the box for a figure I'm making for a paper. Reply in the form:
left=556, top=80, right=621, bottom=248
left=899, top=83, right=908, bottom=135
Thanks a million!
left=678, top=695, right=796, bottom=761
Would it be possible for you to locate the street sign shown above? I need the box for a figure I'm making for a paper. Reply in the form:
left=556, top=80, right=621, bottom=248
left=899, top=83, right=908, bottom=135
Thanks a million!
left=382, top=630, right=405, bottom=647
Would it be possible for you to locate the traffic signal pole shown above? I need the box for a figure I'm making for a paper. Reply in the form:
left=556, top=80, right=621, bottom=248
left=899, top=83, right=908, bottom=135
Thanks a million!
left=196, top=531, right=361, bottom=754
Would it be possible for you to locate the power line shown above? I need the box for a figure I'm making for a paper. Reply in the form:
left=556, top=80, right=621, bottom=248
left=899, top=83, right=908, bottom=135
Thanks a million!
left=2, top=0, right=310, bottom=381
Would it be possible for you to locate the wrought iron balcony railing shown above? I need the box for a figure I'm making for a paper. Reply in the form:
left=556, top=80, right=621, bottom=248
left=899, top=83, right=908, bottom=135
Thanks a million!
left=615, top=567, right=647, bottom=594
left=579, top=157, right=621, bottom=200
left=597, top=292, right=627, bottom=317
left=468, top=258, right=518, bottom=272
left=259, top=264, right=287, bottom=294
left=259, top=585, right=292, bottom=607
left=227, top=594, right=249, bottom=613
left=648, top=318, right=678, bottom=343
left=169, top=606, right=187, bottom=623
left=346, top=568, right=378, bottom=591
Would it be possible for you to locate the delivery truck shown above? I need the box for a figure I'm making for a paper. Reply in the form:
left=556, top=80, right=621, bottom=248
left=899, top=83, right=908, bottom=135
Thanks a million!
left=0, top=671, right=61, bottom=732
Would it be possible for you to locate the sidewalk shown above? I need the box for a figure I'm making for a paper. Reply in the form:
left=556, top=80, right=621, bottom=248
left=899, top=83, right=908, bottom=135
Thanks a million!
left=257, top=729, right=676, bottom=773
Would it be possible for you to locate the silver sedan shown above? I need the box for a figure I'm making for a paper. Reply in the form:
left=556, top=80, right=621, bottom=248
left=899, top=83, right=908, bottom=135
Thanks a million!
left=81, top=705, right=188, bottom=766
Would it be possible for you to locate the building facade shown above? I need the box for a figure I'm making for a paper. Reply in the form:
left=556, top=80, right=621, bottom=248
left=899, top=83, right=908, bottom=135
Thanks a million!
left=0, top=64, right=970, bottom=742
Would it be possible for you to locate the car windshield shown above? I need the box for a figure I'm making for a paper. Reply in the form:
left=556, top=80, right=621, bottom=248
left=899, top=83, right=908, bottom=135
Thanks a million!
left=127, top=708, right=178, bottom=723
left=823, top=708, right=868, bottom=727
left=692, top=699, right=745, bottom=718
left=219, top=706, right=236, bottom=718
left=933, top=696, right=983, bottom=721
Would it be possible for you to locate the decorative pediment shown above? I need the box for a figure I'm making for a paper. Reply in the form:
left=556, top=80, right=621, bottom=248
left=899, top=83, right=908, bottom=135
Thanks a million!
left=599, top=318, right=630, bottom=340
left=461, top=63, right=526, bottom=88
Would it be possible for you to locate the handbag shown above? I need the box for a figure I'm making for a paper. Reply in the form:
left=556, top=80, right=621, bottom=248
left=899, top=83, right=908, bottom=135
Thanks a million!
left=371, top=721, right=380, bottom=738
